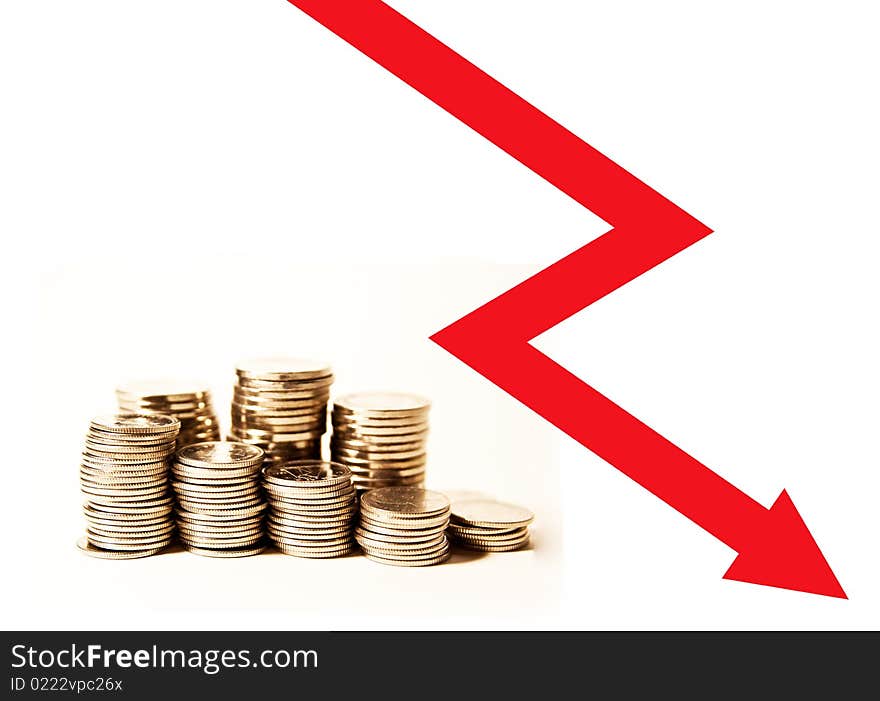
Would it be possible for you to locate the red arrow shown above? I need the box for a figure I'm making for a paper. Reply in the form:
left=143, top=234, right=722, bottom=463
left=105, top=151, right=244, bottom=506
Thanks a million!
left=288, top=0, right=846, bottom=598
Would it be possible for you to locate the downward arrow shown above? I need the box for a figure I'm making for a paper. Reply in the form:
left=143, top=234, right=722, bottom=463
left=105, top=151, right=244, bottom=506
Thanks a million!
left=288, top=0, right=846, bottom=598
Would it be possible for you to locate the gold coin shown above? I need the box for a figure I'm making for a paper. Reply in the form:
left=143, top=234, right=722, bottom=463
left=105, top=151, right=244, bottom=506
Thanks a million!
left=176, top=441, right=265, bottom=469
left=333, top=392, right=430, bottom=417
left=178, top=533, right=265, bottom=548
left=87, top=534, right=174, bottom=551
left=235, top=357, right=333, bottom=382
left=357, top=516, right=447, bottom=536
left=274, top=542, right=356, bottom=558
left=183, top=543, right=267, bottom=558
left=450, top=499, right=534, bottom=529
left=90, top=414, right=181, bottom=435
left=87, top=521, right=175, bottom=537
left=453, top=538, right=531, bottom=552
left=363, top=545, right=450, bottom=567
left=83, top=503, right=173, bottom=520
left=76, top=537, right=170, bottom=559
left=447, top=523, right=528, bottom=538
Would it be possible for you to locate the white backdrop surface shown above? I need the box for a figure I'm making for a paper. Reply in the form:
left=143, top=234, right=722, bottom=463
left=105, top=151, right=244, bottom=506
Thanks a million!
left=1, top=1, right=877, bottom=629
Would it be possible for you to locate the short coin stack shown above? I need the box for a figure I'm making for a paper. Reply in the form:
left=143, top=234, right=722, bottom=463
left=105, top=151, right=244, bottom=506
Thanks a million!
left=331, top=392, right=430, bottom=491
left=116, top=380, right=221, bottom=448
left=230, top=358, right=333, bottom=464
left=447, top=498, right=533, bottom=552
left=263, top=461, right=358, bottom=558
left=171, top=441, right=267, bottom=557
left=356, top=487, right=450, bottom=566
left=78, top=414, right=180, bottom=559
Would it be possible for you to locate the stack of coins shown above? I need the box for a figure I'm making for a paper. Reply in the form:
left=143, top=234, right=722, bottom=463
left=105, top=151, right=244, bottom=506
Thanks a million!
left=116, top=380, right=221, bottom=448
left=263, top=461, right=358, bottom=558
left=331, top=392, right=430, bottom=491
left=447, top=498, right=534, bottom=552
left=230, top=358, right=333, bottom=464
left=356, top=487, right=450, bottom=566
left=171, top=441, right=267, bottom=557
left=78, top=414, right=180, bottom=559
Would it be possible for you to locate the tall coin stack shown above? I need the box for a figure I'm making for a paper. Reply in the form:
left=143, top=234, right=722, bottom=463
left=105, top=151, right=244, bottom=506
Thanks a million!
left=116, top=380, right=221, bottom=448
left=263, top=461, right=358, bottom=558
left=78, top=414, right=180, bottom=559
left=230, top=358, right=333, bottom=464
left=356, top=487, right=451, bottom=566
left=447, top=498, right=534, bottom=552
left=171, top=441, right=267, bottom=557
left=331, top=392, right=430, bottom=491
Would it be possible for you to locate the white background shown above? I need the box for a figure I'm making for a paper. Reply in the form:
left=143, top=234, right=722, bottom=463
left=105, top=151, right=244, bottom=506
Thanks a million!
left=1, top=0, right=878, bottom=629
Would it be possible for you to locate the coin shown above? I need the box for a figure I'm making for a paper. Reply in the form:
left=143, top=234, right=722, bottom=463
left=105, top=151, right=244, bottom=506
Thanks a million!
left=83, top=503, right=173, bottom=520
left=179, top=533, right=265, bottom=548
left=333, top=392, right=430, bottom=417
left=354, top=526, right=444, bottom=545
left=362, top=487, right=448, bottom=518
left=265, top=488, right=352, bottom=503
left=262, top=482, right=353, bottom=499
left=84, top=439, right=175, bottom=454
left=331, top=445, right=427, bottom=462
left=172, top=464, right=261, bottom=480
left=178, top=526, right=264, bottom=541
left=358, top=513, right=449, bottom=534
left=455, top=538, right=531, bottom=553
left=450, top=499, right=534, bottom=529
left=330, top=413, right=429, bottom=430
left=447, top=523, right=527, bottom=538
left=85, top=512, right=169, bottom=528
left=171, top=467, right=258, bottom=482
left=233, top=387, right=330, bottom=403
left=236, top=377, right=332, bottom=392
left=90, top=414, right=181, bottom=435
left=80, top=471, right=166, bottom=487
left=183, top=543, right=267, bottom=558
left=88, top=520, right=175, bottom=536
left=267, top=522, right=351, bottom=538
left=82, top=450, right=173, bottom=465
left=333, top=429, right=429, bottom=445
left=263, top=461, right=351, bottom=487
left=172, top=480, right=260, bottom=495
left=232, top=396, right=327, bottom=412
left=235, top=357, right=333, bottom=381
left=76, top=537, right=170, bottom=560
left=270, top=532, right=354, bottom=547
left=363, top=544, right=450, bottom=567
left=355, top=531, right=446, bottom=551
left=176, top=441, right=264, bottom=469
left=231, top=426, right=324, bottom=442
left=451, top=529, right=531, bottom=546
left=87, top=533, right=173, bottom=551
left=176, top=507, right=265, bottom=523
left=275, top=542, right=357, bottom=558
left=176, top=510, right=263, bottom=523
left=268, top=514, right=355, bottom=529
left=80, top=483, right=168, bottom=499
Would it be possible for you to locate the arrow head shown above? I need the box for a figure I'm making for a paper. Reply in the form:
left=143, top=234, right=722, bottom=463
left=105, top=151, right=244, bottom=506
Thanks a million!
left=723, top=490, right=846, bottom=599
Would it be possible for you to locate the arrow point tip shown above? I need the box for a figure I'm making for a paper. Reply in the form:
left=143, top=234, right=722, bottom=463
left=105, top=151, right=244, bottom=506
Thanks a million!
left=723, top=490, right=846, bottom=599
